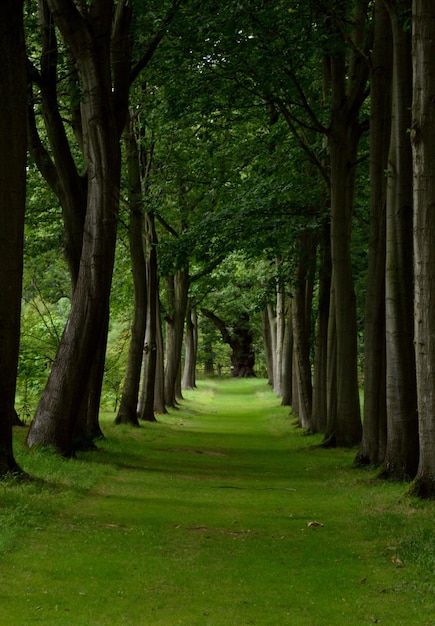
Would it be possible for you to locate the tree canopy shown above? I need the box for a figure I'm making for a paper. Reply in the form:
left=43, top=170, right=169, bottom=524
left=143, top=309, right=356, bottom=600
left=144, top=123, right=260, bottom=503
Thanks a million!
left=2, top=0, right=435, bottom=498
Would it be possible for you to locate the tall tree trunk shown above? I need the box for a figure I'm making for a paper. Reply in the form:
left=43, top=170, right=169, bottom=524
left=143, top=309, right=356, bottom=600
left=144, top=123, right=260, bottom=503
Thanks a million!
left=115, top=119, right=147, bottom=427
left=138, top=212, right=159, bottom=422
left=164, top=269, right=189, bottom=407
left=273, top=279, right=285, bottom=396
left=291, top=231, right=315, bottom=430
left=0, top=0, right=26, bottom=475
left=326, top=7, right=368, bottom=445
left=324, top=281, right=338, bottom=444
left=280, top=297, right=293, bottom=407
left=409, top=0, right=435, bottom=498
left=182, top=301, right=197, bottom=390
left=381, top=0, right=418, bottom=480
left=356, top=0, right=391, bottom=467
left=73, top=324, right=107, bottom=448
left=261, top=308, right=274, bottom=386
left=312, top=221, right=331, bottom=434
left=27, top=1, right=131, bottom=456
left=153, top=293, right=167, bottom=414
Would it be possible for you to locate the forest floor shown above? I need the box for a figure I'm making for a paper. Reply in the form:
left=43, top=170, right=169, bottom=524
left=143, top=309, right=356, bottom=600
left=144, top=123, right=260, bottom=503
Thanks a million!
left=2, top=378, right=435, bottom=625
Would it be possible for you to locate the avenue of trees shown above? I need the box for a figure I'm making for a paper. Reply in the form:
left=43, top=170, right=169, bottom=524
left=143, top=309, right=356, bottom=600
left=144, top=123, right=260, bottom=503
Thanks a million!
left=2, top=0, right=435, bottom=498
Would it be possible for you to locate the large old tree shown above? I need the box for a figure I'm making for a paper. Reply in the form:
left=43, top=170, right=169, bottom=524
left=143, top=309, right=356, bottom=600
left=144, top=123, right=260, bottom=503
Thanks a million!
left=0, top=0, right=27, bottom=474
left=26, top=0, right=131, bottom=456
left=27, top=0, right=182, bottom=455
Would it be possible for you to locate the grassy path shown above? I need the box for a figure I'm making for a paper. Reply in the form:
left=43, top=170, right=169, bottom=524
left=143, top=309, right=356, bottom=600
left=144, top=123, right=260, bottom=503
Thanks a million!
left=2, top=378, right=435, bottom=625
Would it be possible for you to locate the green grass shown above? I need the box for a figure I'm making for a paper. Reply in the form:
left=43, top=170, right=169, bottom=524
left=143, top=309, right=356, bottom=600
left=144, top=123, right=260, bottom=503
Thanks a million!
left=2, top=378, right=435, bottom=625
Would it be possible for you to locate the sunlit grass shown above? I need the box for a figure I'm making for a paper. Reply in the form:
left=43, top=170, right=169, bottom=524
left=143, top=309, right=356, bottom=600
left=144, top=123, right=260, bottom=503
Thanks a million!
left=2, top=378, right=435, bottom=625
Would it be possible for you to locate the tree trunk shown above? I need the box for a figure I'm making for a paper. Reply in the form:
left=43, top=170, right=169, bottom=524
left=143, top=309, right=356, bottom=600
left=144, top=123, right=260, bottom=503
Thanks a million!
left=381, top=0, right=418, bottom=480
left=311, top=220, right=331, bottom=434
left=326, top=19, right=367, bottom=445
left=27, top=1, right=130, bottom=456
left=324, top=280, right=338, bottom=445
left=164, top=269, right=189, bottom=407
left=153, top=294, right=167, bottom=414
left=182, top=301, right=197, bottom=390
left=280, top=297, right=293, bottom=407
left=409, top=0, right=435, bottom=498
left=73, top=325, right=107, bottom=449
left=273, top=280, right=285, bottom=396
left=138, top=212, right=159, bottom=422
left=291, top=231, right=315, bottom=430
left=356, top=0, right=391, bottom=467
left=115, top=120, right=147, bottom=427
left=0, top=0, right=26, bottom=475
left=261, top=308, right=274, bottom=386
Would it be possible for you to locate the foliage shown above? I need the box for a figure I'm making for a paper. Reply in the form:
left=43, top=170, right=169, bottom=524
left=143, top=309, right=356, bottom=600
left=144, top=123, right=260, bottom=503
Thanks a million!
left=17, top=297, right=70, bottom=418
left=101, top=319, right=130, bottom=412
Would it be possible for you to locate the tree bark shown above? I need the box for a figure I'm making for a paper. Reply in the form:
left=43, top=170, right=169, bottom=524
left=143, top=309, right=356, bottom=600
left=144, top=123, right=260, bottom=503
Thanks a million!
left=273, top=279, right=285, bottom=396
left=0, top=0, right=27, bottom=475
left=356, top=0, right=391, bottom=467
left=409, top=0, right=435, bottom=498
left=311, top=220, right=331, bottom=434
left=138, top=212, right=159, bottom=422
left=261, top=307, right=274, bottom=386
left=182, top=301, right=197, bottom=390
left=153, top=292, right=167, bottom=414
left=115, top=119, right=147, bottom=427
left=381, top=0, right=418, bottom=480
left=291, top=231, right=315, bottom=430
left=280, top=297, right=293, bottom=407
left=325, top=4, right=368, bottom=446
left=164, top=269, right=189, bottom=407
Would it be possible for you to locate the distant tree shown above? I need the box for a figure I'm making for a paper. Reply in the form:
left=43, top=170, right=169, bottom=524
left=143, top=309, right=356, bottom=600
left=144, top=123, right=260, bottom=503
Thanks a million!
left=0, top=0, right=27, bottom=474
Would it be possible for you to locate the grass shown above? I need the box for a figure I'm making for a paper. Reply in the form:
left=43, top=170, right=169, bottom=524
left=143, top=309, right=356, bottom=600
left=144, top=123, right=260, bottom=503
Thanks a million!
left=2, top=377, right=435, bottom=625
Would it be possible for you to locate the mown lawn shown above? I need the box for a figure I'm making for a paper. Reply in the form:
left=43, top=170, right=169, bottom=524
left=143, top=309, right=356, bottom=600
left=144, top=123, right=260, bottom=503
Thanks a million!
left=1, top=378, right=435, bottom=625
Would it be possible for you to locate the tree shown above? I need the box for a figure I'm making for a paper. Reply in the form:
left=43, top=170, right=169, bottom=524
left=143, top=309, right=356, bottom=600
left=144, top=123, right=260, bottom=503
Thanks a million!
left=0, top=0, right=27, bottom=474
left=27, top=0, right=181, bottom=455
left=202, top=310, right=256, bottom=377
left=381, top=0, right=418, bottom=481
left=27, top=0, right=131, bottom=455
left=409, top=0, right=435, bottom=498
left=356, top=0, right=391, bottom=467
left=115, top=116, right=147, bottom=427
